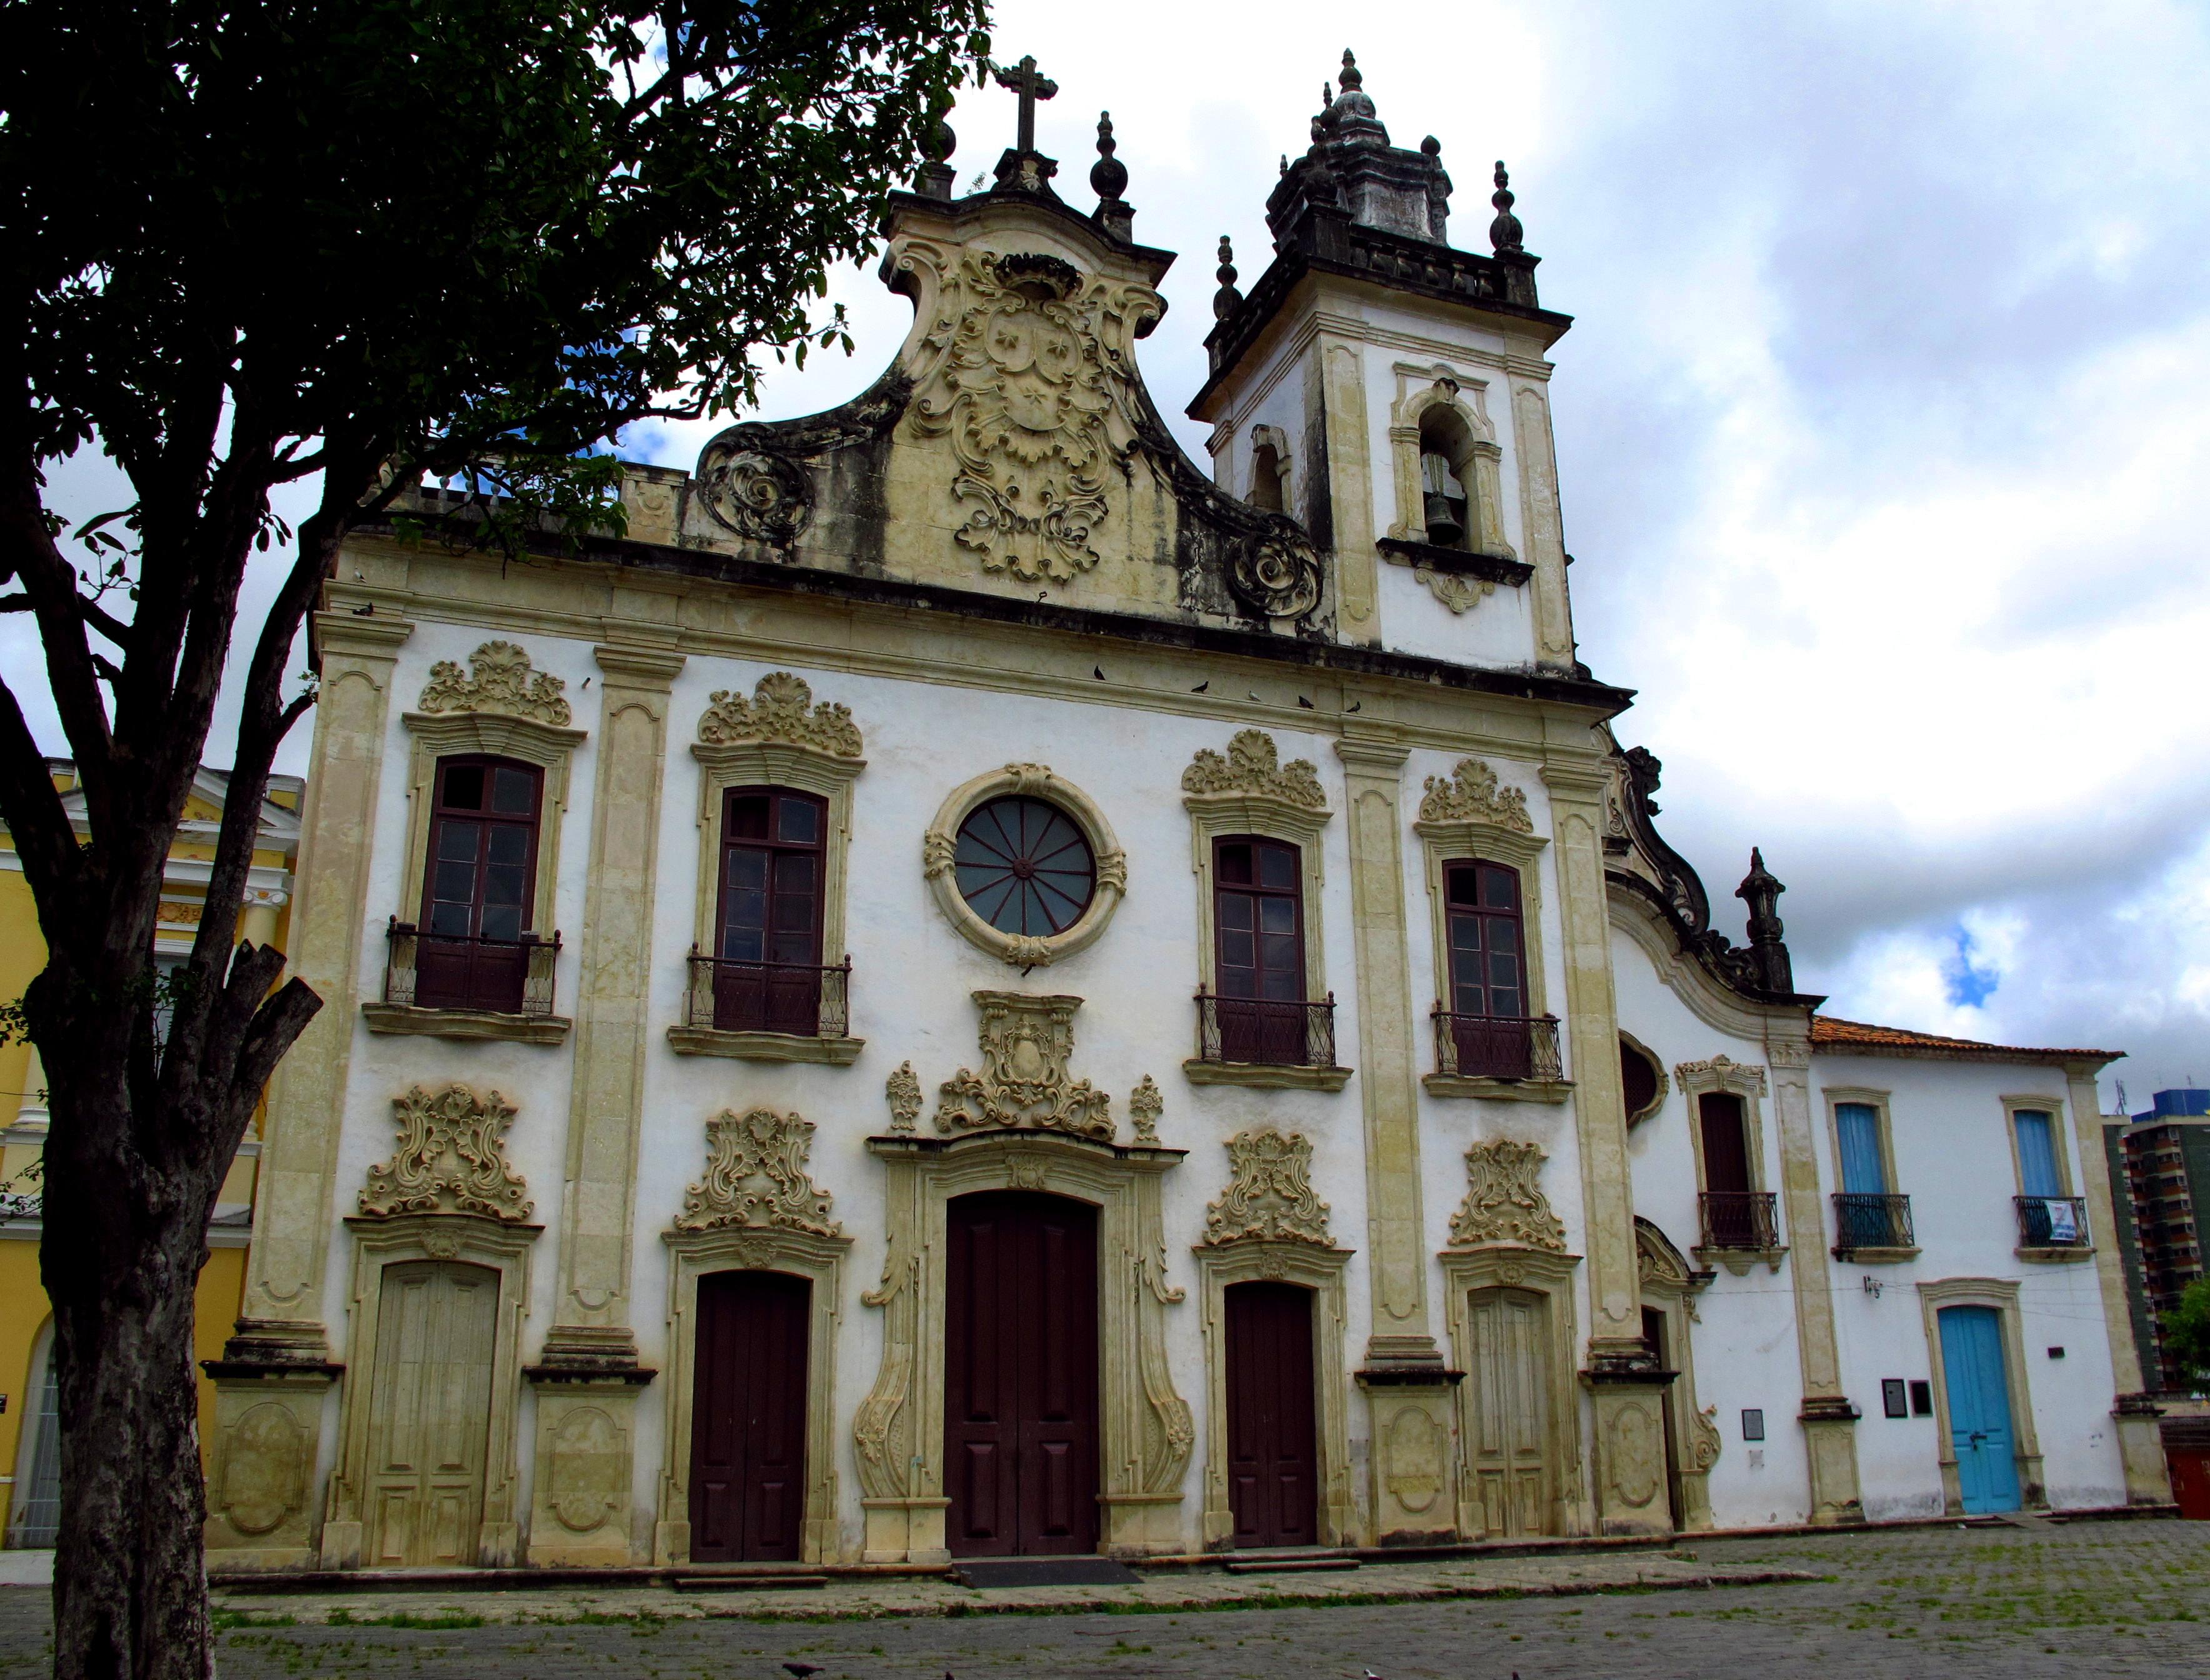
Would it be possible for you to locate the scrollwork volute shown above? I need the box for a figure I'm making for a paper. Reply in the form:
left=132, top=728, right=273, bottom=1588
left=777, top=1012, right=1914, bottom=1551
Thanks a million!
left=933, top=991, right=1114, bottom=1140
left=697, top=443, right=812, bottom=546
left=1229, top=531, right=1324, bottom=624
left=695, top=671, right=862, bottom=757
left=361, top=1084, right=533, bottom=1221
left=674, top=1107, right=840, bottom=1236
left=417, top=641, right=571, bottom=726
left=1181, top=729, right=1329, bottom=810
left=904, top=249, right=1158, bottom=586
left=1418, top=758, right=1532, bottom=832
left=1202, top=1129, right=1333, bottom=1246
left=1446, top=1138, right=1566, bottom=1251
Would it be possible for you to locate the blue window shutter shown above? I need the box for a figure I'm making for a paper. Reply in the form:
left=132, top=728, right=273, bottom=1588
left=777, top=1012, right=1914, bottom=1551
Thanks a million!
left=2014, top=1110, right=2062, bottom=1198
left=1836, top=1102, right=1887, bottom=1194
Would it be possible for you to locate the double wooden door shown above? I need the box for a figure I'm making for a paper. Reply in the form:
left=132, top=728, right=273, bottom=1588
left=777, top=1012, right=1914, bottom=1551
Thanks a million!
left=1224, top=1281, right=1318, bottom=1548
left=945, top=1192, right=1100, bottom=1556
left=1465, top=1287, right=1552, bottom=1537
left=690, top=1270, right=812, bottom=1561
left=367, top=1261, right=498, bottom=1566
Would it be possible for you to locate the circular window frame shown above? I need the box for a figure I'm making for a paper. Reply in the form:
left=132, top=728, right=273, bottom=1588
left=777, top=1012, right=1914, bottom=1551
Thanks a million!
left=925, top=764, right=1126, bottom=968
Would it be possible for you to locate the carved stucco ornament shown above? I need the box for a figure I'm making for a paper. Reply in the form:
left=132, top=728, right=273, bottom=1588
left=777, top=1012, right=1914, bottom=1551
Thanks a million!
left=934, top=991, right=1114, bottom=1141
left=1181, top=729, right=1329, bottom=809
left=417, top=641, right=571, bottom=726
left=674, top=1106, right=841, bottom=1237
left=361, top=1084, right=533, bottom=1221
left=697, top=442, right=812, bottom=546
left=1418, top=758, right=1532, bottom=832
left=884, top=1061, right=922, bottom=1134
left=696, top=671, right=862, bottom=757
left=1201, top=1129, right=1334, bottom=1246
left=1128, top=1073, right=1163, bottom=1144
left=1446, top=1138, right=1566, bottom=1251
left=1229, top=530, right=1324, bottom=624
left=904, top=249, right=1157, bottom=585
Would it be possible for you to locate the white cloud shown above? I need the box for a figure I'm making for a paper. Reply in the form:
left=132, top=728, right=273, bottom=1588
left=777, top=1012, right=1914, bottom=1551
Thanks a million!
left=20, top=0, right=2209, bottom=1103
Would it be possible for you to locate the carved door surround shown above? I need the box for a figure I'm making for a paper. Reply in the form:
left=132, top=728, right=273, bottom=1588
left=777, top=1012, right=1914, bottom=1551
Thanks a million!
left=1633, top=1218, right=1721, bottom=1531
left=854, top=1122, right=1190, bottom=1562
left=1438, top=1138, right=1588, bottom=1541
left=1192, top=1129, right=1356, bottom=1549
left=654, top=1107, right=851, bottom=1566
left=322, top=1210, right=539, bottom=1570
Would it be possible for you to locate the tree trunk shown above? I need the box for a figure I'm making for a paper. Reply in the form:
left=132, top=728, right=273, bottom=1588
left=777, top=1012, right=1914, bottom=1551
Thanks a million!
left=49, top=1204, right=216, bottom=1680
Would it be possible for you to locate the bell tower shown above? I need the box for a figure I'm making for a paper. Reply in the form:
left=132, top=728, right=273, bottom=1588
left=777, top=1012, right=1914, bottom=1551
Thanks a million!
left=1186, top=52, right=1578, bottom=671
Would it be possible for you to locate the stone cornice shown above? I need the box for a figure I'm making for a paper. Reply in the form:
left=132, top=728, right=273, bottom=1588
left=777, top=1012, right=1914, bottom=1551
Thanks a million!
left=337, top=524, right=1636, bottom=722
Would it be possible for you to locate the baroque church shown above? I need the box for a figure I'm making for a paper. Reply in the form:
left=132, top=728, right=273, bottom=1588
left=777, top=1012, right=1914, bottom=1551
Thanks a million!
left=201, top=52, right=2170, bottom=1572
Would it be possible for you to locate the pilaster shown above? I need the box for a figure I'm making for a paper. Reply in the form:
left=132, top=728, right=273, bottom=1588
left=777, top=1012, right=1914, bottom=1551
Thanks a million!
left=1321, top=339, right=1381, bottom=645
left=211, top=612, right=413, bottom=1551
left=528, top=641, right=681, bottom=1559
left=1767, top=1031, right=1866, bottom=1523
left=1336, top=736, right=1458, bottom=1541
left=2064, top=1061, right=2170, bottom=1503
left=1508, top=378, right=1575, bottom=672
left=1541, top=759, right=1671, bottom=1534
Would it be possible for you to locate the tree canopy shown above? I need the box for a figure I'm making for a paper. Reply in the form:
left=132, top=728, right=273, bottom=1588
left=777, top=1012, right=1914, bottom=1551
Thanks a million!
left=0, top=3, right=988, bottom=1675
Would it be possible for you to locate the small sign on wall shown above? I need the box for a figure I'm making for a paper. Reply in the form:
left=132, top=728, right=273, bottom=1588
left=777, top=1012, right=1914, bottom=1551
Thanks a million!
left=1882, top=1378, right=1908, bottom=1418
left=1909, top=1379, right=1933, bottom=1416
left=1741, top=1408, right=1764, bottom=1442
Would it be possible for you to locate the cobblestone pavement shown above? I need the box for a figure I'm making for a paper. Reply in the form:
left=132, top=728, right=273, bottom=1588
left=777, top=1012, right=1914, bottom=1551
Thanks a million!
left=1, top=1519, right=2205, bottom=1678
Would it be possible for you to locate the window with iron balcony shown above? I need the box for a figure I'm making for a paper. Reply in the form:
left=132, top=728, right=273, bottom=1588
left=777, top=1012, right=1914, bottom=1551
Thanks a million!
left=376, top=755, right=565, bottom=1040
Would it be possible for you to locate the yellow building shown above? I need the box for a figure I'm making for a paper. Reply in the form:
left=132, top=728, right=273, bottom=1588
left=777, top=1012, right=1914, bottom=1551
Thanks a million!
left=0, top=761, right=299, bottom=1546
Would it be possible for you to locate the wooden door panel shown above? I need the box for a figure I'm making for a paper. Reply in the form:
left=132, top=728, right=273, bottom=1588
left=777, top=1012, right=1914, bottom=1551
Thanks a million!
left=689, top=1270, right=812, bottom=1561
left=1467, top=1288, right=1552, bottom=1538
left=1224, top=1281, right=1318, bottom=1549
left=366, top=1261, right=498, bottom=1568
left=946, top=1192, right=1100, bottom=1556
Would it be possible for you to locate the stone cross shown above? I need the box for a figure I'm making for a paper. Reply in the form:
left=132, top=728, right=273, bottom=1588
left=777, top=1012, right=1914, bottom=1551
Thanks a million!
left=994, top=54, right=1058, bottom=154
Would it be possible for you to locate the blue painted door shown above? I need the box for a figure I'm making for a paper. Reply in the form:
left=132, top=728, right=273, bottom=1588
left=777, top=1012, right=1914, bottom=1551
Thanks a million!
left=1939, top=1305, right=2020, bottom=1512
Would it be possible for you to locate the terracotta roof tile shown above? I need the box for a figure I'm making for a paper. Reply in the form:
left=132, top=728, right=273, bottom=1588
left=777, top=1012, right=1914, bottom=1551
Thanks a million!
left=1810, top=1014, right=2119, bottom=1066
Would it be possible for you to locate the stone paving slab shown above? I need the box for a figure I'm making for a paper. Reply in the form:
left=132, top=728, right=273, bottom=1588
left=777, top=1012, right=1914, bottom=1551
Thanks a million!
left=202, top=1549, right=1806, bottom=1626
left=6, top=1520, right=2209, bottom=1678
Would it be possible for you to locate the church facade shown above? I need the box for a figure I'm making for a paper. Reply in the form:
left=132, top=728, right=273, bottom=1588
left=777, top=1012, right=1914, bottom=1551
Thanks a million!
left=202, top=53, right=2169, bottom=1571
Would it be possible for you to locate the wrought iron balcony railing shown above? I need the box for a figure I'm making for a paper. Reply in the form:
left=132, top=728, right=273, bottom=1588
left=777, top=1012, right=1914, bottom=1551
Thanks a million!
left=1699, top=1190, right=1781, bottom=1252
left=2016, top=1194, right=2090, bottom=1248
left=1832, top=1192, right=1915, bottom=1256
left=684, top=951, right=851, bottom=1038
left=1431, top=1009, right=1562, bottom=1082
left=1194, top=991, right=1338, bottom=1069
left=385, top=919, right=561, bottom=1017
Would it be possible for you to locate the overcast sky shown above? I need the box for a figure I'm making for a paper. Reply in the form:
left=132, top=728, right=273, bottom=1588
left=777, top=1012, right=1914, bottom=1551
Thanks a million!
left=19, top=0, right=2208, bottom=1105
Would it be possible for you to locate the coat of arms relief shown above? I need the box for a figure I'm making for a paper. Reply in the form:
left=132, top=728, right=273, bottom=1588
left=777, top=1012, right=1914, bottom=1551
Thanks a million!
left=903, top=248, right=1157, bottom=586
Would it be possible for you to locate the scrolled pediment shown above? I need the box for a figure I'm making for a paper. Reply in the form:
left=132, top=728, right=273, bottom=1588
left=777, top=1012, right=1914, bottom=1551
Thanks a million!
left=696, top=671, right=861, bottom=758
left=1182, top=729, right=1330, bottom=817
left=418, top=641, right=571, bottom=726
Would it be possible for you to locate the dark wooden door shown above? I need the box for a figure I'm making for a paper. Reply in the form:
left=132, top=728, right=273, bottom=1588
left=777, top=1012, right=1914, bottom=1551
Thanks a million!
left=690, top=1270, right=811, bottom=1562
left=945, top=1191, right=1100, bottom=1556
left=1224, top=1281, right=1318, bottom=1548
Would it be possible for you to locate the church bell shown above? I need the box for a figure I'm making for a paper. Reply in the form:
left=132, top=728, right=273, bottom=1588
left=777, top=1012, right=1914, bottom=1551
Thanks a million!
left=1422, top=492, right=1464, bottom=548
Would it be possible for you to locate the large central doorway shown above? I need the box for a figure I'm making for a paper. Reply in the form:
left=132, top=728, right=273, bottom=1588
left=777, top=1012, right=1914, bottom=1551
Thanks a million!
left=945, top=1191, right=1101, bottom=1556
left=690, top=1269, right=812, bottom=1561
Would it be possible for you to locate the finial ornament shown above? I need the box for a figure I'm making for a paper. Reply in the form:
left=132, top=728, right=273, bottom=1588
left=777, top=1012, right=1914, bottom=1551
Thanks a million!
left=925, top=102, right=956, bottom=165
left=993, top=53, right=1058, bottom=155
left=1489, top=159, right=1524, bottom=253
left=1212, top=236, right=1242, bottom=320
left=1090, top=110, right=1128, bottom=201
left=1735, top=847, right=1795, bottom=994
left=1338, top=49, right=1362, bottom=91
